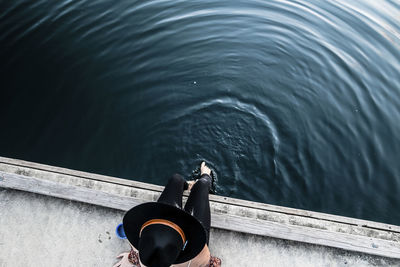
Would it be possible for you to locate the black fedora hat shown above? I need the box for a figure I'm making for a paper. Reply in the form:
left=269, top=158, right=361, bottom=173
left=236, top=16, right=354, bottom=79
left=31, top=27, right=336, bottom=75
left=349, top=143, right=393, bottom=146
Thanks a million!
left=123, top=202, right=207, bottom=264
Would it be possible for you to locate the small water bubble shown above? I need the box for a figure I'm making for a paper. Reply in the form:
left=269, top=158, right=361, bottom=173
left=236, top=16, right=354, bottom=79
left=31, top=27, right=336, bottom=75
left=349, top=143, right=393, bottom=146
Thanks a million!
left=193, top=81, right=197, bottom=84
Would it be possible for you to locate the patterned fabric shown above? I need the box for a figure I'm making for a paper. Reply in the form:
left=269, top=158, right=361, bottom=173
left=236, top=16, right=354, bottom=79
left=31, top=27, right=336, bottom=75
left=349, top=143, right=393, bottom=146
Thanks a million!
left=209, top=256, right=222, bottom=267
left=128, top=249, right=141, bottom=266
left=127, top=249, right=222, bottom=267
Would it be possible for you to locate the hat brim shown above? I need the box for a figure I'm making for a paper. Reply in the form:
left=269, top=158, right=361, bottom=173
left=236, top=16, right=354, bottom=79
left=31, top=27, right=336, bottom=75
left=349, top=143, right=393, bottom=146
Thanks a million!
left=123, top=202, right=207, bottom=264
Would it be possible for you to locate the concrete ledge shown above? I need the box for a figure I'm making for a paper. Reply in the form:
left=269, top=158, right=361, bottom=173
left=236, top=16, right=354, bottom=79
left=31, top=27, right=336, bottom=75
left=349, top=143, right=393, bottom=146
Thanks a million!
left=1, top=156, right=400, bottom=264
left=1, top=156, right=399, bottom=234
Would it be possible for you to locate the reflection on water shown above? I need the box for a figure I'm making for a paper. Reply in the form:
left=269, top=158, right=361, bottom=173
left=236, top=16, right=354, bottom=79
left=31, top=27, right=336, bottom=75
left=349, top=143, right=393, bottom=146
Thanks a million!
left=0, top=0, right=399, bottom=224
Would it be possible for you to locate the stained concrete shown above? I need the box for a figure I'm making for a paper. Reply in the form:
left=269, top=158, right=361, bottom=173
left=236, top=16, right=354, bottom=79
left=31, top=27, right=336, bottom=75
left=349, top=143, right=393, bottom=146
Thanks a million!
left=1, top=189, right=399, bottom=267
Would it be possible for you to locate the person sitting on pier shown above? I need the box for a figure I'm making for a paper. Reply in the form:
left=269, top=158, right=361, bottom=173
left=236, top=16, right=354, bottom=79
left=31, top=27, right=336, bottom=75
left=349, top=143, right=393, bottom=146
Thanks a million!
left=114, top=162, right=221, bottom=267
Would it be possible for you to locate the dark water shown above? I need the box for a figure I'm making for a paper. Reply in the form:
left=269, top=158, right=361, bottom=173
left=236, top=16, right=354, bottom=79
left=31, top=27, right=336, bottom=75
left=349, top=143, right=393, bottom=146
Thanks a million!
left=1, top=0, right=400, bottom=224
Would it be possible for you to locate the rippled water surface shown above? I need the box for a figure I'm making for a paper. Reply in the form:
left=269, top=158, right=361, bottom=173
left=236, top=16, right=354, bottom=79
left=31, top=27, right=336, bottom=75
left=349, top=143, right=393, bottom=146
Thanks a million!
left=1, top=0, right=400, bottom=224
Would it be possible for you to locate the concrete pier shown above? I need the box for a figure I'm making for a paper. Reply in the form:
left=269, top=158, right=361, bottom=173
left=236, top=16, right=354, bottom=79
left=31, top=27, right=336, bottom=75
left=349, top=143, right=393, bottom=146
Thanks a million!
left=0, top=156, right=399, bottom=266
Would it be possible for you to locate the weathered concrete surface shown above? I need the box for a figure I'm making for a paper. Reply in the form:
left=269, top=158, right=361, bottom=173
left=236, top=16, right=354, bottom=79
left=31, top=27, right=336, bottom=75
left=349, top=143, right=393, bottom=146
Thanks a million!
left=1, top=159, right=400, bottom=258
left=1, top=157, right=400, bottom=266
left=1, top=189, right=399, bottom=267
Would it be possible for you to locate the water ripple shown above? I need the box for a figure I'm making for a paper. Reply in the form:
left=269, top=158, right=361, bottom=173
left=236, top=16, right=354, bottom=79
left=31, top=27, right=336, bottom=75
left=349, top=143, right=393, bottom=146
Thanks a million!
left=1, top=0, right=400, bottom=224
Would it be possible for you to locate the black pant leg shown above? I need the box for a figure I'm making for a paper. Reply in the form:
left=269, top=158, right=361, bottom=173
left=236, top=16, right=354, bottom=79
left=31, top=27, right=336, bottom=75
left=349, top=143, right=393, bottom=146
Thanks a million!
left=184, top=174, right=211, bottom=244
left=157, top=173, right=188, bottom=209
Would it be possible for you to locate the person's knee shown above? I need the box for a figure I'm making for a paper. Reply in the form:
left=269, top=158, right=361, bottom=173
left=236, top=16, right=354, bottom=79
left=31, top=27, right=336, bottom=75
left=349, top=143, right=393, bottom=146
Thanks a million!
left=196, top=177, right=211, bottom=189
left=169, top=173, right=183, bottom=184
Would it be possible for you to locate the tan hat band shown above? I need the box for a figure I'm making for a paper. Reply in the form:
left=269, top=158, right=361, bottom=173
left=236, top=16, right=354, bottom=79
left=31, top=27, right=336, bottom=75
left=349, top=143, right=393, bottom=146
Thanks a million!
left=139, top=219, right=186, bottom=245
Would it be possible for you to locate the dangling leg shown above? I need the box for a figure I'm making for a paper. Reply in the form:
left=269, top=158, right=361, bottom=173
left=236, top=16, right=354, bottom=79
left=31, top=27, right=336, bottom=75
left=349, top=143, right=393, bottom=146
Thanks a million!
left=184, top=174, right=211, bottom=244
left=157, top=173, right=188, bottom=209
